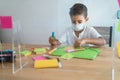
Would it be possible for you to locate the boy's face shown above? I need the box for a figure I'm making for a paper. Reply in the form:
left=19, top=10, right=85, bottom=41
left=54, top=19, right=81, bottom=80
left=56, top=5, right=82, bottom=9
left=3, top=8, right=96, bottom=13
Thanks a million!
left=71, top=14, right=88, bottom=25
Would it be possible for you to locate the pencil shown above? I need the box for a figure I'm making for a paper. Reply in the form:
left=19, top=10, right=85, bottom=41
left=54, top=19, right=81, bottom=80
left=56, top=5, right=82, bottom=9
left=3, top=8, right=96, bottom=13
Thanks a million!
left=49, top=48, right=57, bottom=54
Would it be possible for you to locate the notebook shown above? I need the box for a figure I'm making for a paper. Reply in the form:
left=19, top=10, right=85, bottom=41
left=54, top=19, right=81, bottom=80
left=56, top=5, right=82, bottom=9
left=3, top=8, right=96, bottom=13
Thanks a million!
left=34, top=59, right=59, bottom=69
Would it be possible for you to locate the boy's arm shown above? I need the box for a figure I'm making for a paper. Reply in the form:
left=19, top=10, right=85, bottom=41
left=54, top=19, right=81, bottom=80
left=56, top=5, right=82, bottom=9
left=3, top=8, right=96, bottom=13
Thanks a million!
left=84, top=37, right=106, bottom=46
left=74, top=37, right=106, bottom=47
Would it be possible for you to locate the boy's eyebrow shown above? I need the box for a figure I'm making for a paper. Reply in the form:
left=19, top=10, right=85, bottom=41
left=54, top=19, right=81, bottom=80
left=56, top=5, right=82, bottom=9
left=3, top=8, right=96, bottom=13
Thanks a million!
left=72, top=20, right=82, bottom=22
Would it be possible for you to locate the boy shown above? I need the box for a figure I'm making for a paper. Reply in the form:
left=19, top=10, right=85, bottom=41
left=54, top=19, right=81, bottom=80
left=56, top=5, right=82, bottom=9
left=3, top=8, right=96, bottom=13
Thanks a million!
left=49, top=3, right=106, bottom=47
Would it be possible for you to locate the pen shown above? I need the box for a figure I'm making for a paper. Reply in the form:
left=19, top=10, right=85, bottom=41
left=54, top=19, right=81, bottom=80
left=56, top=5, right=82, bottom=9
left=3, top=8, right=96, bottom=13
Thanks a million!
left=48, top=48, right=57, bottom=54
left=57, top=58, right=62, bottom=68
left=52, top=32, right=55, bottom=39
left=112, top=68, right=114, bottom=80
left=43, top=54, right=52, bottom=59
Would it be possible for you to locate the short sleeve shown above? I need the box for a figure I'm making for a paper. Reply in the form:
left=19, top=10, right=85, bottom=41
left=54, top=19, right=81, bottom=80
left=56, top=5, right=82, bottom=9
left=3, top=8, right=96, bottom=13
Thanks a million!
left=58, top=32, right=67, bottom=44
left=58, top=28, right=68, bottom=45
left=58, top=27, right=73, bottom=46
left=90, top=27, right=102, bottom=38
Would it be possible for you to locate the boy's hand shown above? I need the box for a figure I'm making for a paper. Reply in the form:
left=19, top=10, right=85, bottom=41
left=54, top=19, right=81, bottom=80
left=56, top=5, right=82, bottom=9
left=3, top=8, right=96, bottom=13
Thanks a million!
left=49, top=36, right=60, bottom=46
left=74, top=39, right=86, bottom=47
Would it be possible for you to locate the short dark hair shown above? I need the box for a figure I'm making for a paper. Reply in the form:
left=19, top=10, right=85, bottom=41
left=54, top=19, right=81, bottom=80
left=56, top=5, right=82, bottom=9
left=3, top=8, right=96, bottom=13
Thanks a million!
left=69, top=3, right=88, bottom=18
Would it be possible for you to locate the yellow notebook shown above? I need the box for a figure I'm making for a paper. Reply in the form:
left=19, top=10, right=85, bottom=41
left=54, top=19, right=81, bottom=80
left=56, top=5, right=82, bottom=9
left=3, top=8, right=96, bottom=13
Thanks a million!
left=117, top=42, right=120, bottom=57
left=34, top=59, right=59, bottom=69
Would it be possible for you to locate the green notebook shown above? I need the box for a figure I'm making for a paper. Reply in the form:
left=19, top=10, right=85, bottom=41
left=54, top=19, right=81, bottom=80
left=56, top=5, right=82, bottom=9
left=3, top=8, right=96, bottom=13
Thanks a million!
left=51, top=47, right=101, bottom=60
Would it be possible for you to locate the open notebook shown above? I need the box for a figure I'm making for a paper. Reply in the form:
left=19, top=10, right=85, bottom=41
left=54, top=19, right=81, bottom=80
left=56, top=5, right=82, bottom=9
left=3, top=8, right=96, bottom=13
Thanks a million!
left=51, top=47, right=101, bottom=60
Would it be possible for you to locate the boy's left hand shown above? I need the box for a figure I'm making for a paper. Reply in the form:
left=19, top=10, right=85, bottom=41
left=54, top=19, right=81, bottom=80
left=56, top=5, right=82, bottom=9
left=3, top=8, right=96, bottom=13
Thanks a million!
left=74, top=39, right=86, bottom=47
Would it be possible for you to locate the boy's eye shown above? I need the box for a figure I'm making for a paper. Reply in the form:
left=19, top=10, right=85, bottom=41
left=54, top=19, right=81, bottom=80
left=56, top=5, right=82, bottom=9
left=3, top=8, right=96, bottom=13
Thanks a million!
left=72, top=21, right=82, bottom=24
left=78, top=20, right=82, bottom=23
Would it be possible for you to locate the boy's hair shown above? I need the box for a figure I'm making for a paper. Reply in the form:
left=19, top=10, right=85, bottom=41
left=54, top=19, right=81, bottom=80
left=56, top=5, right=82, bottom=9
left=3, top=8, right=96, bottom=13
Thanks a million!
left=69, top=3, right=88, bottom=18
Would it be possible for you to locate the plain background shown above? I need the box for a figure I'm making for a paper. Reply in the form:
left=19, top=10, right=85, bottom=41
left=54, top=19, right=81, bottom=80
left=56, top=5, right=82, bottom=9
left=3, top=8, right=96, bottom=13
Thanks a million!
left=0, top=0, right=119, bottom=46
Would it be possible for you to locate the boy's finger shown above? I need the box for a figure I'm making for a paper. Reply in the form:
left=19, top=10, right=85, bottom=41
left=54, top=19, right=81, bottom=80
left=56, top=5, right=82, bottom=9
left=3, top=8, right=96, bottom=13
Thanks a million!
left=49, top=36, right=53, bottom=39
left=49, top=36, right=54, bottom=43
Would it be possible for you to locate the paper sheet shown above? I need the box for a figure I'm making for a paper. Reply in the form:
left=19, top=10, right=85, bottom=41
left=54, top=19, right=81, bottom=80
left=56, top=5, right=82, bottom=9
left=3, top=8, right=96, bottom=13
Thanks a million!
left=51, top=46, right=101, bottom=60
left=61, top=54, right=74, bottom=60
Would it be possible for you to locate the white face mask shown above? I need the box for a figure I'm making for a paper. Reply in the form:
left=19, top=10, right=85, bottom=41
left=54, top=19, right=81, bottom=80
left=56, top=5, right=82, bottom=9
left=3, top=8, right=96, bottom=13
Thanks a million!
left=72, top=23, right=84, bottom=31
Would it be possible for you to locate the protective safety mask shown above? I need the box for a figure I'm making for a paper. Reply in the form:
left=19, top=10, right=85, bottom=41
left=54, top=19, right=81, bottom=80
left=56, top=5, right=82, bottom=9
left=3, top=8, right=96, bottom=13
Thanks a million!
left=72, top=23, right=84, bottom=31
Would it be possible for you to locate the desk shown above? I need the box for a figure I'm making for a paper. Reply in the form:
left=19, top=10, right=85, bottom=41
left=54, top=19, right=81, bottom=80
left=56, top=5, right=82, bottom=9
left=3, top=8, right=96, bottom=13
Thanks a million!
left=0, top=44, right=120, bottom=80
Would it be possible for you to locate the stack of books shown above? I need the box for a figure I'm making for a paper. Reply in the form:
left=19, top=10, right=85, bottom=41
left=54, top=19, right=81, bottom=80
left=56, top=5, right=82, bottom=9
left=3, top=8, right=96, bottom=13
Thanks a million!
left=0, top=50, right=16, bottom=62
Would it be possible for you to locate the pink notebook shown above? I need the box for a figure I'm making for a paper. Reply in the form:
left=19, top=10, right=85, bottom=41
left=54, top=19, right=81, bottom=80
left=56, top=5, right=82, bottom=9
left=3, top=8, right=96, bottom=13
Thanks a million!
left=33, top=55, right=46, bottom=61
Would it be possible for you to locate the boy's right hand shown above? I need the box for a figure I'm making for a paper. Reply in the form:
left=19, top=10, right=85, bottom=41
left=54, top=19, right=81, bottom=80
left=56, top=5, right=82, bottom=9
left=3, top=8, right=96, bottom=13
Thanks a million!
left=74, top=39, right=87, bottom=47
left=49, top=36, right=60, bottom=46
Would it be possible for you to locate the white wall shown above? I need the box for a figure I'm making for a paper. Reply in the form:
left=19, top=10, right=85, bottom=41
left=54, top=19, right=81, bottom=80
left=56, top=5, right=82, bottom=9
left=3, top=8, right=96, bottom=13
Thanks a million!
left=0, top=0, right=58, bottom=45
left=0, top=0, right=119, bottom=45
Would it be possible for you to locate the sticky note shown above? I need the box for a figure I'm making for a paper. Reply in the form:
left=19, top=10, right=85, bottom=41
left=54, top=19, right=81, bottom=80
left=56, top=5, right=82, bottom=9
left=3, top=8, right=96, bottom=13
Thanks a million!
left=61, top=54, right=74, bottom=60
left=34, top=59, right=59, bottom=68
left=117, top=19, right=120, bottom=32
left=117, top=42, right=120, bottom=57
left=118, top=0, right=120, bottom=8
left=20, top=50, right=32, bottom=56
left=33, top=55, right=46, bottom=61
left=33, top=48, right=46, bottom=54
left=117, top=10, right=120, bottom=19
left=0, top=16, right=12, bottom=29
